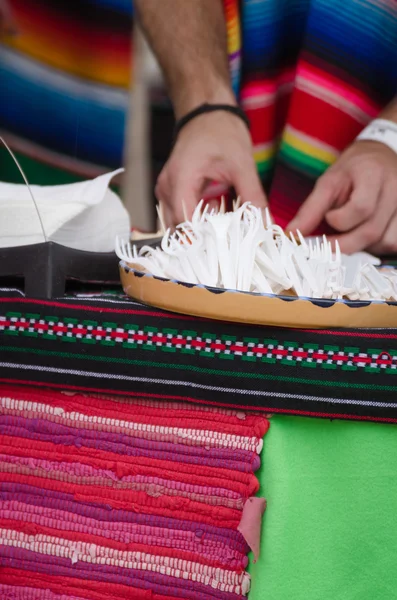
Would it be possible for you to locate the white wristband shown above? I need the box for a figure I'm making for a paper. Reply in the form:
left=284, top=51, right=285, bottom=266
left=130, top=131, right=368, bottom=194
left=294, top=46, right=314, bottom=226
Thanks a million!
left=356, top=118, right=397, bottom=155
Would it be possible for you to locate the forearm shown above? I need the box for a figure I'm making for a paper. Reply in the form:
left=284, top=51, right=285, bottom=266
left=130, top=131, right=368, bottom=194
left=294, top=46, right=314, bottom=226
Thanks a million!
left=134, top=0, right=235, bottom=118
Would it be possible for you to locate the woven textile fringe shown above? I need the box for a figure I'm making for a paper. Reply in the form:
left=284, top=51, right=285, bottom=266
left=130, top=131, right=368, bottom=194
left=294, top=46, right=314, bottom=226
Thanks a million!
left=0, top=385, right=268, bottom=599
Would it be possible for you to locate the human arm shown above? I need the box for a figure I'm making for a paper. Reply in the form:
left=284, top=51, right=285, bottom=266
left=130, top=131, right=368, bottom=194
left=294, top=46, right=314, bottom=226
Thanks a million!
left=288, top=99, right=397, bottom=255
left=134, top=0, right=267, bottom=225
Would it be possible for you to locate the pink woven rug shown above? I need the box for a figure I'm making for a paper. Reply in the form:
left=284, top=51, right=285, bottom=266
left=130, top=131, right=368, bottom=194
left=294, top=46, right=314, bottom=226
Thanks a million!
left=0, top=385, right=268, bottom=600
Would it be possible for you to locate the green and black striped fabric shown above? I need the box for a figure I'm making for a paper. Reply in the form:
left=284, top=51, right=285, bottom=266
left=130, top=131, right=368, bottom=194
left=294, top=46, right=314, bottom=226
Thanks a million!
left=0, top=288, right=396, bottom=422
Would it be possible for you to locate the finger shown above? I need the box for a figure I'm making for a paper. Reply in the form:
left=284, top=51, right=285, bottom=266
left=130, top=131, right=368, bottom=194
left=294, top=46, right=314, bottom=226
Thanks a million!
left=325, top=172, right=381, bottom=232
left=287, top=173, right=343, bottom=235
left=233, top=162, right=268, bottom=210
left=368, top=215, right=397, bottom=256
left=171, top=172, right=204, bottom=225
left=330, top=181, right=396, bottom=254
left=155, top=169, right=173, bottom=227
left=368, top=206, right=397, bottom=256
left=155, top=165, right=171, bottom=203
left=161, top=202, right=174, bottom=230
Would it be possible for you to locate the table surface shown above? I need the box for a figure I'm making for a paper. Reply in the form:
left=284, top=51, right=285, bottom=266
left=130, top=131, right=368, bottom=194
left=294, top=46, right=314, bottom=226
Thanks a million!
left=0, top=286, right=396, bottom=422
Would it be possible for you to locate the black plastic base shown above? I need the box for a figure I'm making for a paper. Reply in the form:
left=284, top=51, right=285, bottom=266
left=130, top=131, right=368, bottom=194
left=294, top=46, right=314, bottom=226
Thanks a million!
left=0, top=242, right=121, bottom=299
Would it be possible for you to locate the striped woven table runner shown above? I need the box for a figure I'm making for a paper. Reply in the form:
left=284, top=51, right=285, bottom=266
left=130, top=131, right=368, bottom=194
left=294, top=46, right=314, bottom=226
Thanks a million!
left=0, top=384, right=268, bottom=599
left=0, top=288, right=396, bottom=422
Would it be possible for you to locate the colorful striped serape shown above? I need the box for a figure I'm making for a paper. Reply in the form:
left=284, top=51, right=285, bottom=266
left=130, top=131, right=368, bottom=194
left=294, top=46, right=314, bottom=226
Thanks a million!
left=0, top=0, right=133, bottom=184
left=3, top=0, right=396, bottom=229
left=0, top=384, right=268, bottom=599
left=225, top=0, right=397, bottom=229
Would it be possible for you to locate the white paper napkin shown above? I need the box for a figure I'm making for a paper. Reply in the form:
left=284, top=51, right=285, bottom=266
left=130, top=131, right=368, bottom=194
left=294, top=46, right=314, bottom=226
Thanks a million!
left=0, top=168, right=130, bottom=252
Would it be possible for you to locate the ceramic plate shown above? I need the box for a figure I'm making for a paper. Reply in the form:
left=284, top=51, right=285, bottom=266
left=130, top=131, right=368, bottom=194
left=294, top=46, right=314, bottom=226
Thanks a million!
left=119, top=262, right=397, bottom=329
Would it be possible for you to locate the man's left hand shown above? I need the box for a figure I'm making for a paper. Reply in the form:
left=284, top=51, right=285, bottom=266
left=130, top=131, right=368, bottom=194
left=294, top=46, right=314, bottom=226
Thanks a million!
left=287, top=140, right=397, bottom=255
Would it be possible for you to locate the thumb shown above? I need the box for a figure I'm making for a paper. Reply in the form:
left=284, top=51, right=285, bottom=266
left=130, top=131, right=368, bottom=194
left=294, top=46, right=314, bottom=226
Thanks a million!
left=287, top=175, right=340, bottom=235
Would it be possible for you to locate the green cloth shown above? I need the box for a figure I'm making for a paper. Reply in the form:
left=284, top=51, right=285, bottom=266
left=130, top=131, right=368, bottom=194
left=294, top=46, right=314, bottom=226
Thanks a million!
left=0, top=152, right=84, bottom=186
left=249, top=416, right=397, bottom=600
left=0, top=151, right=121, bottom=194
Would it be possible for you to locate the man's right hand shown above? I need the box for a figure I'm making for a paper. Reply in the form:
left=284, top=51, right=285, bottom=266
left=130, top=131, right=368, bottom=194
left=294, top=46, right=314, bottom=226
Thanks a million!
left=135, top=0, right=267, bottom=225
left=155, top=109, right=268, bottom=226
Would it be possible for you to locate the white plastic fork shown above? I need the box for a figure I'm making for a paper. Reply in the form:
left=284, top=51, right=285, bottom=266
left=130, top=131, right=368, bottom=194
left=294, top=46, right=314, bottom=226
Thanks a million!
left=237, top=207, right=261, bottom=291
left=252, top=262, right=273, bottom=294
left=360, top=263, right=394, bottom=300
left=115, top=235, right=132, bottom=263
left=115, top=237, right=166, bottom=277
left=206, top=211, right=235, bottom=289
left=306, top=238, right=328, bottom=297
left=174, top=225, right=211, bottom=283
left=161, top=229, right=199, bottom=283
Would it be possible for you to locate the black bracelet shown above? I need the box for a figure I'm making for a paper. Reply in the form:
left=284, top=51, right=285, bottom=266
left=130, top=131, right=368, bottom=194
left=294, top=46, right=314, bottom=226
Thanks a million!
left=173, top=103, right=250, bottom=141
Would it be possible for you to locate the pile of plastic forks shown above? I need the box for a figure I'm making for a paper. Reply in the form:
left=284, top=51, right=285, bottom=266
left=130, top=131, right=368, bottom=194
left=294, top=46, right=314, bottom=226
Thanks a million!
left=115, top=201, right=397, bottom=302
